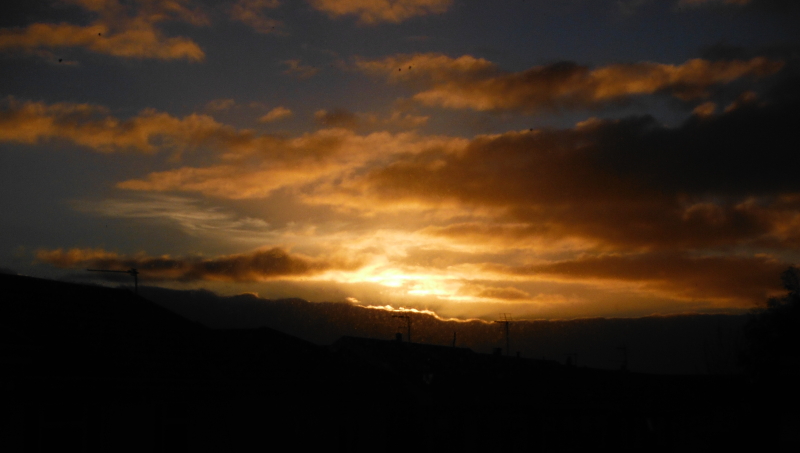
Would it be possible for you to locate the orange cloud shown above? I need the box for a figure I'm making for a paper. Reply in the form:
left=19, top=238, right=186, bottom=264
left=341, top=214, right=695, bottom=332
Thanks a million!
left=282, top=59, right=320, bottom=79
left=350, top=98, right=800, bottom=250
left=314, top=109, right=359, bottom=129
left=117, top=127, right=467, bottom=198
left=457, top=282, right=531, bottom=301
left=259, top=106, right=293, bottom=122
left=0, top=98, right=242, bottom=154
left=308, top=0, right=453, bottom=24
left=357, top=53, right=783, bottom=111
left=491, top=252, right=785, bottom=306
left=36, top=246, right=362, bottom=281
left=0, top=0, right=207, bottom=61
left=314, top=108, right=429, bottom=130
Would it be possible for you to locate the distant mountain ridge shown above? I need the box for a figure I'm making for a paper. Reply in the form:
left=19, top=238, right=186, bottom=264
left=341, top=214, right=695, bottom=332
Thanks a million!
left=137, top=284, right=749, bottom=375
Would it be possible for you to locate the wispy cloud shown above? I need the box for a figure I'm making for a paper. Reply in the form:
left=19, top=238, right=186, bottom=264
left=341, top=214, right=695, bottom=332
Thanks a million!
left=71, top=195, right=275, bottom=243
left=356, top=53, right=783, bottom=112
left=259, top=106, right=293, bottom=122
left=0, top=0, right=207, bottom=61
left=230, top=0, right=284, bottom=34
left=0, top=97, right=243, bottom=155
left=308, top=0, right=453, bottom=24
left=281, top=59, right=320, bottom=79
left=489, top=252, right=785, bottom=305
left=37, top=246, right=363, bottom=281
left=117, top=127, right=466, bottom=198
left=314, top=108, right=429, bottom=129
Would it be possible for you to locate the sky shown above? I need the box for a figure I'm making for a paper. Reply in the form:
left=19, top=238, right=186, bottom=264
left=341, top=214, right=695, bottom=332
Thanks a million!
left=2, top=0, right=800, bottom=321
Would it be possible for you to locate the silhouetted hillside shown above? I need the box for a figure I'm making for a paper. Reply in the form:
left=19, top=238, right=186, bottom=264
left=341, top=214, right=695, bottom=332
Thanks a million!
left=138, top=285, right=747, bottom=374
left=2, top=273, right=797, bottom=452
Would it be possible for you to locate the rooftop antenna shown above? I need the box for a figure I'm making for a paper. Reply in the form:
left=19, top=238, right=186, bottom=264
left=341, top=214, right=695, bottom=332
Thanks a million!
left=393, top=314, right=411, bottom=343
left=565, top=353, right=578, bottom=367
left=87, top=268, right=139, bottom=295
left=618, top=345, right=628, bottom=371
left=495, top=313, right=511, bottom=356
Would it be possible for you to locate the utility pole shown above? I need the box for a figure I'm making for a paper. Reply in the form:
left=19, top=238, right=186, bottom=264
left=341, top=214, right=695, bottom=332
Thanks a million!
left=495, top=313, right=511, bottom=356
left=393, top=314, right=411, bottom=343
left=87, top=268, right=139, bottom=295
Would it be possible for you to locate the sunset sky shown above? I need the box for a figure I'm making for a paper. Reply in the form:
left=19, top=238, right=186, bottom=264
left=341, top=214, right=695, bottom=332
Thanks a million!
left=2, top=0, right=800, bottom=321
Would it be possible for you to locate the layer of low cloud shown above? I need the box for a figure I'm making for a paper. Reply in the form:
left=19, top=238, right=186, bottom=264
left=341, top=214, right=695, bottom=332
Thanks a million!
left=36, top=246, right=361, bottom=281
left=0, top=0, right=207, bottom=61
left=490, top=253, right=785, bottom=305
left=308, top=0, right=453, bottom=24
left=356, top=53, right=783, bottom=112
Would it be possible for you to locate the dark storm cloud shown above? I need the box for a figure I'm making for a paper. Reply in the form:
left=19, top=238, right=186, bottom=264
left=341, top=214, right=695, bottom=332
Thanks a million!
left=36, top=247, right=361, bottom=281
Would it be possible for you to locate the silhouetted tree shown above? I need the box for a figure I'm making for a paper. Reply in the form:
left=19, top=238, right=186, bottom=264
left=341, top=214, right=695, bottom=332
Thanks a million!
left=741, top=267, right=800, bottom=377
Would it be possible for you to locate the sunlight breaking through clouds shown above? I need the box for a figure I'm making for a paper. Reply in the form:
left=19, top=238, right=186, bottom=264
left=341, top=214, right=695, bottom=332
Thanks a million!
left=3, top=0, right=799, bottom=321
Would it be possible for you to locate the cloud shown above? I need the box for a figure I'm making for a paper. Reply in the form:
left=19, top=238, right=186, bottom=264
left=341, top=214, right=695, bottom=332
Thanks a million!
left=88, top=91, right=800, bottom=255
left=0, top=98, right=242, bottom=154
left=308, top=0, right=453, bottom=24
left=117, top=127, right=467, bottom=198
left=0, top=96, right=453, bottom=197
left=205, top=99, right=236, bottom=112
left=281, top=59, right=320, bottom=79
left=230, top=0, right=283, bottom=33
left=36, top=246, right=362, bottom=281
left=457, top=282, right=531, bottom=301
left=356, top=53, right=783, bottom=112
left=492, top=252, right=785, bottom=306
left=259, top=106, right=293, bottom=122
left=314, top=108, right=429, bottom=130
left=71, top=194, right=275, bottom=242
left=678, top=0, right=750, bottom=7
left=0, top=0, right=207, bottom=61
left=314, top=108, right=359, bottom=129
left=343, top=96, right=800, bottom=252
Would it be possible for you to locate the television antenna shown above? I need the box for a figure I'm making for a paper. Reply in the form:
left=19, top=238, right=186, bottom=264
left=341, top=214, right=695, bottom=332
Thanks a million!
left=87, top=268, right=139, bottom=295
left=393, top=314, right=411, bottom=343
left=495, top=313, right=512, bottom=356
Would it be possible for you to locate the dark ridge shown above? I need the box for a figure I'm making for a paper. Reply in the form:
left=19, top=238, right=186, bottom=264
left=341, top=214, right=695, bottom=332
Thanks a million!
left=1, top=273, right=796, bottom=451
left=138, top=284, right=748, bottom=375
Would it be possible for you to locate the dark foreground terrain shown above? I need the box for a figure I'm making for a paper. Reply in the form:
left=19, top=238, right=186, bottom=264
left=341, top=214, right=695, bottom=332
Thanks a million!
left=1, top=272, right=797, bottom=452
